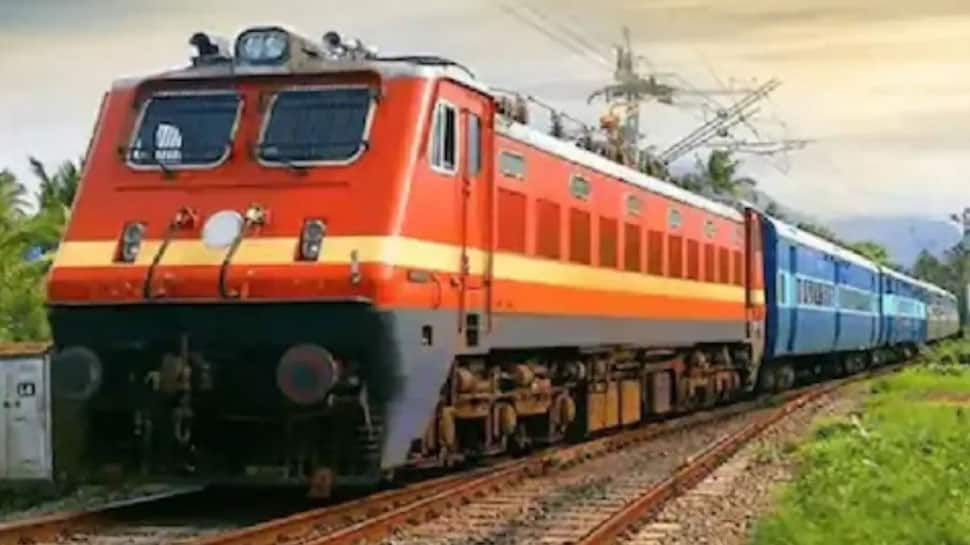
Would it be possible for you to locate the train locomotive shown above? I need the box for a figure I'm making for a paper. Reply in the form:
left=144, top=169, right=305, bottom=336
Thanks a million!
left=44, top=26, right=960, bottom=495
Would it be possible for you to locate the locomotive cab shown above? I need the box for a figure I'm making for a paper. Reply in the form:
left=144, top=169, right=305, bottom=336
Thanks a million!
left=45, top=26, right=492, bottom=492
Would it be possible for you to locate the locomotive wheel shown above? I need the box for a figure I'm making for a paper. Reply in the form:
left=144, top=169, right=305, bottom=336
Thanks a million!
left=757, top=367, right=777, bottom=393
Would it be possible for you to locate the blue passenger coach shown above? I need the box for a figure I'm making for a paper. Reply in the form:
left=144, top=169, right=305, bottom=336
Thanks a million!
left=761, top=216, right=881, bottom=364
left=878, top=266, right=927, bottom=348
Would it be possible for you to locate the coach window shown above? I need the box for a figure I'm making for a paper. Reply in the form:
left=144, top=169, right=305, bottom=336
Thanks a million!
left=467, top=113, right=481, bottom=176
left=430, top=101, right=458, bottom=174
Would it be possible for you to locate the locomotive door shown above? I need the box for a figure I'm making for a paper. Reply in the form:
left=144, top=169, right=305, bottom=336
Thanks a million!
left=457, top=98, right=494, bottom=348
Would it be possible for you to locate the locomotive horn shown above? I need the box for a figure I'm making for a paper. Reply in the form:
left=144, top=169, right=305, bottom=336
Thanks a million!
left=323, top=31, right=342, bottom=48
left=190, top=32, right=218, bottom=56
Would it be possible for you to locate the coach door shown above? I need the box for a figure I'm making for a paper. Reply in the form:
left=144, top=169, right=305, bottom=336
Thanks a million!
left=457, top=97, right=494, bottom=349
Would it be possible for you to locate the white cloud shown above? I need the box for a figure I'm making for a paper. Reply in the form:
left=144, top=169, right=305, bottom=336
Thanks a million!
left=2, top=0, right=968, bottom=221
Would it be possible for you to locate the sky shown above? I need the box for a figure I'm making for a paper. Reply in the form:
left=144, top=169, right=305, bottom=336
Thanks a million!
left=2, top=0, right=969, bottom=222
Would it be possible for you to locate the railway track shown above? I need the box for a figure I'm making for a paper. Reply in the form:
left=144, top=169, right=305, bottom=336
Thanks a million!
left=0, top=486, right=313, bottom=545
left=0, top=366, right=897, bottom=545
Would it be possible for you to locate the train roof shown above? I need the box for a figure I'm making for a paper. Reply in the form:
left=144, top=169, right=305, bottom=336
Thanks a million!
left=499, top=122, right=744, bottom=221
left=763, top=215, right=878, bottom=271
left=908, top=271, right=956, bottom=299
left=879, top=264, right=939, bottom=292
left=113, top=56, right=492, bottom=95
left=909, top=275, right=955, bottom=299
left=115, top=28, right=745, bottom=223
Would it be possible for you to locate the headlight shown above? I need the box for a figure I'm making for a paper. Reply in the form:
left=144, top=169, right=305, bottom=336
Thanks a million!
left=299, top=219, right=326, bottom=261
left=236, top=28, right=290, bottom=65
left=201, top=210, right=244, bottom=250
left=118, top=222, right=146, bottom=263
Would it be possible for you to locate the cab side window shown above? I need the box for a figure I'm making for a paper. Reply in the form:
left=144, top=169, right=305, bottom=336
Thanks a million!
left=431, top=101, right=458, bottom=174
left=467, top=113, right=481, bottom=176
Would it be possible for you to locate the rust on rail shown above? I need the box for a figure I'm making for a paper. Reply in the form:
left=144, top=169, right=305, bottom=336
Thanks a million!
left=575, top=383, right=840, bottom=545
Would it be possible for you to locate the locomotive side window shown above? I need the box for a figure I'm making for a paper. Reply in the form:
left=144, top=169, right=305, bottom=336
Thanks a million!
left=467, top=114, right=481, bottom=176
left=259, top=87, right=373, bottom=165
left=129, top=92, right=240, bottom=168
left=499, top=151, right=526, bottom=179
left=430, top=101, right=458, bottom=173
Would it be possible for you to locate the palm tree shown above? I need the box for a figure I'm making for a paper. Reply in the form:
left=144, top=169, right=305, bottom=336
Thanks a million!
left=0, top=158, right=81, bottom=341
left=30, top=156, right=80, bottom=211
left=0, top=167, right=52, bottom=341
left=0, top=169, right=29, bottom=228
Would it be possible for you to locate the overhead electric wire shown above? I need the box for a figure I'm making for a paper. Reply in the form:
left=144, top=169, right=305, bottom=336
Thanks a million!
left=497, top=3, right=612, bottom=71
left=518, top=2, right=614, bottom=67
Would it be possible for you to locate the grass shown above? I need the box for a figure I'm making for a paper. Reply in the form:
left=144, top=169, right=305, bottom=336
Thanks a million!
left=750, top=338, right=970, bottom=545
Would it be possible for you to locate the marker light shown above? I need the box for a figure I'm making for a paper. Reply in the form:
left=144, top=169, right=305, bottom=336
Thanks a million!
left=118, top=222, right=146, bottom=263
left=235, top=28, right=290, bottom=65
left=299, top=219, right=326, bottom=261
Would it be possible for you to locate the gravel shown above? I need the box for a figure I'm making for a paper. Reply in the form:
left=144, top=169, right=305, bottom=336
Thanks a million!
left=0, top=483, right=195, bottom=523
left=621, top=386, right=866, bottom=545
left=378, top=409, right=771, bottom=545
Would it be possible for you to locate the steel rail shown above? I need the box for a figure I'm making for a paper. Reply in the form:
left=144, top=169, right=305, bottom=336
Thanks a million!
left=574, top=365, right=902, bottom=545
left=217, top=387, right=827, bottom=545
left=0, top=486, right=203, bottom=545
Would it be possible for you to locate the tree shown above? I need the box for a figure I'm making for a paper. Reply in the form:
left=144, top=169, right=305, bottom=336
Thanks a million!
left=30, top=156, right=80, bottom=211
left=0, top=169, right=29, bottom=228
left=796, top=221, right=842, bottom=245
left=848, top=241, right=893, bottom=267
left=0, top=158, right=81, bottom=341
left=704, top=150, right=743, bottom=196
left=669, top=150, right=753, bottom=200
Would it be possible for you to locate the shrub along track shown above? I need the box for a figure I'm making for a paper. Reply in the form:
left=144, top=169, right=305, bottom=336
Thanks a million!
left=0, top=366, right=899, bottom=545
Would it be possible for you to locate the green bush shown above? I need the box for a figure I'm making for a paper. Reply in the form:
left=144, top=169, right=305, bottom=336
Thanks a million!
left=751, top=353, right=970, bottom=545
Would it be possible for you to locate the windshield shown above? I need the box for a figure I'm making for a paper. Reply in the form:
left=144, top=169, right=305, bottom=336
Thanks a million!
left=258, top=87, right=373, bottom=164
left=128, top=92, right=240, bottom=168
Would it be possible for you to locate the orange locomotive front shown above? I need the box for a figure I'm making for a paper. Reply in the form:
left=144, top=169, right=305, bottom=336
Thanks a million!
left=46, top=26, right=765, bottom=493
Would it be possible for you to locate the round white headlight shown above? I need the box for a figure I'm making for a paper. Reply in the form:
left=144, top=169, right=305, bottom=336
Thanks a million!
left=202, top=210, right=244, bottom=250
